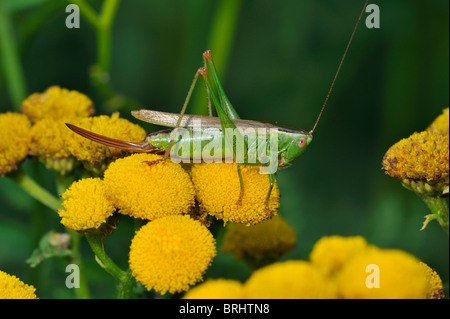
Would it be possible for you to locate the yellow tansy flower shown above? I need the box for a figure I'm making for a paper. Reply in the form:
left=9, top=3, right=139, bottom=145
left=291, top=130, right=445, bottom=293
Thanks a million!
left=29, top=117, right=77, bottom=174
left=428, top=107, right=449, bottom=134
left=129, top=215, right=216, bottom=294
left=336, top=248, right=429, bottom=299
left=244, top=260, right=337, bottom=299
left=309, top=235, right=369, bottom=277
left=0, top=270, right=38, bottom=299
left=103, top=153, right=195, bottom=220
left=191, top=163, right=280, bottom=225
left=58, top=178, right=115, bottom=232
left=0, top=112, right=31, bottom=176
left=21, top=86, right=94, bottom=123
left=382, top=130, right=449, bottom=195
left=221, top=215, right=296, bottom=268
left=418, top=262, right=445, bottom=299
left=183, top=279, right=245, bottom=299
left=66, top=113, right=146, bottom=173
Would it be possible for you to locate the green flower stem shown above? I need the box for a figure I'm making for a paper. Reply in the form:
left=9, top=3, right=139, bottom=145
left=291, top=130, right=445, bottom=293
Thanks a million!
left=68, top=229, right=91, bottom=299
left=97, top=0, right=120, bottom=72
left=67, top=0, right=99, bottom=29
left=85, top=233, right=126, bottom=282
left=69, top=0, right=120, bottom=72
left=420, top=195, right=449, bottom=236
left=54, top=173, right=91, bottom=299
left=8, top=168, right=61, bottom=211
left=205, top=0, right=241, bottom=76
left=117, top=268, right=136, bottom=299
left=86, top=233, right=136, bottom=298
left=0, top=1, right=27, bottom=109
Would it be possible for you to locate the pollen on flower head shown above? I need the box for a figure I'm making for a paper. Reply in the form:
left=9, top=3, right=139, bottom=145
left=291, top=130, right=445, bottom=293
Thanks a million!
left=428, top=107, right=449, bottom=134
left=103, top=153, right=195, bottom=220
left=58, top=178, right=115, bottom=232
left=336, top=247, right=429, bottom=299
left=309, top=235, right=369, bottom=277
left=66, top=113, right=146, bottom=173
left=244, top=260, right=337, bottom=299
left=418, top=261, right=445, bottom=299
left=183, top=279, right=245, bottom=299
left=0, top=112, right=31, bottom=176
left=382, top=130, right=449, bottom=195
left=190, top=163, right=280, bottom=225
left=129, top=215, right=216, bottom=294
left=221, top=215, right=296, bottom=268
left=21, top=86, right=94, bottom=123
left=0, top=270, right=38, bottom=299
left=29, top=117, right=77, bottom=174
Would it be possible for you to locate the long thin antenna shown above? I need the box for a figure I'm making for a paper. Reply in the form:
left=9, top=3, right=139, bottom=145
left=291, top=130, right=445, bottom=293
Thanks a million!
left=310, top=0, right=368, bottom=134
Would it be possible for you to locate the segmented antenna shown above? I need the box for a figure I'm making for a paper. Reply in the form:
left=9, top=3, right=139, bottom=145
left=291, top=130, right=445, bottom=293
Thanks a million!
left=310, top=0, right=369, bottom=134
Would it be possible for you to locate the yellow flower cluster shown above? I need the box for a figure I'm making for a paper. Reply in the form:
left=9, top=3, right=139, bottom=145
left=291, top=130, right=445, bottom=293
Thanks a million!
left=103, top=153, right=195, bottom=220
left=58, top=178, right=116, bottom=232
left=191, top=163, right=280, bottom=225
left=0, top=270, right=38, bottom=299
left=221, top=215, right=296, bottom=268
left=58, top=153, right=284, bottom=295
left=184, top=235, right=444, bottom=299
left=22, top=86, right=95, bottom=174
left=129, top=215, right=216, bottom=294
left=58, top=155, right=217, bottom=294
left=245, top=260, right=336, bottom=298
left=0, top=86, right=146, bottom=176
left=383, top=131, right=448, bottom=183
left=418, top=261, right=445, bottom=299
left=4, top=87, right=287, bottom=297
left=428, top=107, right=449, bottom=134
left=21, top=86, right=94, bottom=123
left=0, top=113, right=31, bottom=176
left=382, top=108, right=449, bottom=196
left=309, top=235, right=368, bottom=276
left=58, top=153, right=196, bottom=229
left=182, top=279, right=245, bottom=299
left=29, top=117, right=78, bottom=174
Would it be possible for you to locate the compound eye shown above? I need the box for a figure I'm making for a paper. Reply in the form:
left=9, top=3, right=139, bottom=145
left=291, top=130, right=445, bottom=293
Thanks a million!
left=297, top=137, right=306, bottom=148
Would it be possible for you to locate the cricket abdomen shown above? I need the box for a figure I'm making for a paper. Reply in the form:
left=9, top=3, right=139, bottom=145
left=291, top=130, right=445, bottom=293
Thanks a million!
left=145, top=127, right=296, bottom=165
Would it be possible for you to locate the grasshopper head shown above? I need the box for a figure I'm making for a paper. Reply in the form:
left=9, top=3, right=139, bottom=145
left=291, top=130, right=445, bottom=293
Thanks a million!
left=281, top=133, right=313, bottom=166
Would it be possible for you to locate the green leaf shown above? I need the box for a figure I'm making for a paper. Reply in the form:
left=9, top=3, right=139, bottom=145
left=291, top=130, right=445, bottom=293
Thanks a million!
left=27, top=230, right=72, bottom=268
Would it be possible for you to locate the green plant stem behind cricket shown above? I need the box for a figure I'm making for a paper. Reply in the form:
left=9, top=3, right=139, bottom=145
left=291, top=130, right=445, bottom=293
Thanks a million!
left=191, top=0, right=241, bottom=115
left=68, top=0, right=120, bottom=100
left=0, top=0, right=27, bottom=110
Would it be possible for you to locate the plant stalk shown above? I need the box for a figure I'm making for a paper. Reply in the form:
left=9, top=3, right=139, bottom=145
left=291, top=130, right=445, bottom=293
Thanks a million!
left=0, top=1, right=27, bottom=109
left=420, top=194, right=449, bottom=236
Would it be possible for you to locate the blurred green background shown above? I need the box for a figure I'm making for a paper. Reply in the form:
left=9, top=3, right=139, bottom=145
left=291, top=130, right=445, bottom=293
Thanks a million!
left=0, top=0, right=448, bottom=298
